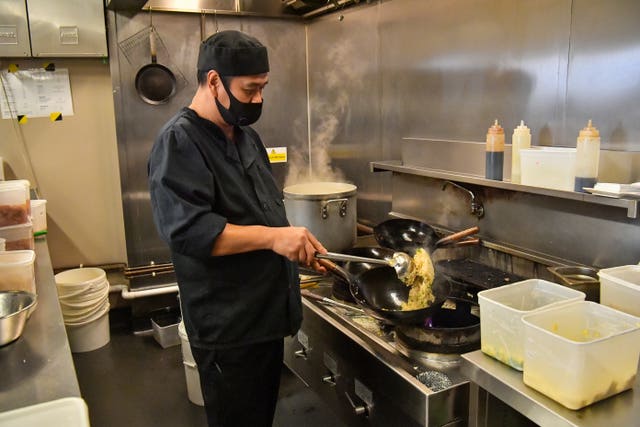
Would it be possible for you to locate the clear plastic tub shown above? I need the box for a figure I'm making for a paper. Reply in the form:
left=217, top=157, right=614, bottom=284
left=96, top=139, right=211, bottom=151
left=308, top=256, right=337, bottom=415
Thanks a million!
left=0, top=397, right=90, bottom=427
left=0, top=181, right=30, bottom=227
left=520, top=147, right=577, bottom=191
left=0, top=222, right=34, bottom=251
left=478, top=279, right=585, bottom=370
left=0, top=250, right=36, bottom=294
left=598, top=265, right=640, bottom=317
left=522, top=301, right=640, bottom=410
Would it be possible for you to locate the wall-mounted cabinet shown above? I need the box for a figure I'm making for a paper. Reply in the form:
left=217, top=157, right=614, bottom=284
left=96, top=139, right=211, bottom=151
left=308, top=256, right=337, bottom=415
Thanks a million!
left=0, top=0, right=30, bottom=57
left=0, top=0, right=107, bottom=58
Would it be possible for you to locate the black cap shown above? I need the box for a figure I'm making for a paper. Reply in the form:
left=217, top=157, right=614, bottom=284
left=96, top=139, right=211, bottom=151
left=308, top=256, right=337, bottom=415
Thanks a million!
left=197, top=30, right=269, bottom=77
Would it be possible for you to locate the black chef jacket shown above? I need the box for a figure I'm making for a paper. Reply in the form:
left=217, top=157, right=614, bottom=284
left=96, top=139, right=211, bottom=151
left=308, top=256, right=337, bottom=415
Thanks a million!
left=148, top=107, right=302, bottom=349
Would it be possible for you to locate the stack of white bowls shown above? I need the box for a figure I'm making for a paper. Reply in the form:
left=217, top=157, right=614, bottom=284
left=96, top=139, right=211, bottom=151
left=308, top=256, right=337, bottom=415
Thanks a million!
left=54, top=267, right=110, bottom=352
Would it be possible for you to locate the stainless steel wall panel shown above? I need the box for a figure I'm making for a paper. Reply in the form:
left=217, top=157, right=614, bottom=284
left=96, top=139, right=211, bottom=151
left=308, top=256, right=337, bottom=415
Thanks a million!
left=307, top=4, right=391, bottom=224
left=390, top=172, right=640, bottom=267
left=377, top=0, right=571, bottom=146
left=566, top=0, right=640, bottom=150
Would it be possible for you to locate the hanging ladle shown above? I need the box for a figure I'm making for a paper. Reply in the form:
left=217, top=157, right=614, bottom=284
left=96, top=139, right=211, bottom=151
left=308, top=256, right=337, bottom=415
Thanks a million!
left=315, top=251, right=413, bottom=280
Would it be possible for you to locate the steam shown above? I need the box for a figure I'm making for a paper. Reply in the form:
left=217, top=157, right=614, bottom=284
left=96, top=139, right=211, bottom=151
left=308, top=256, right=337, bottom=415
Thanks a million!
left=285, top=40, right=362, bottom=188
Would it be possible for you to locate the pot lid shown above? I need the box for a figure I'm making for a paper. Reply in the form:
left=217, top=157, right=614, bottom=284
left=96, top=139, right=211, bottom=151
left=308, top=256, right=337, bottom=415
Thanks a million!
left=283, top=181, right=357, bottom=199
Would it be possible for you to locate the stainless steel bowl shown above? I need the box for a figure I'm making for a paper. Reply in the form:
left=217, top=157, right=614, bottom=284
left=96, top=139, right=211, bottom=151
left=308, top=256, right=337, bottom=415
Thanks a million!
left=0, top=291, right=37, bottom=346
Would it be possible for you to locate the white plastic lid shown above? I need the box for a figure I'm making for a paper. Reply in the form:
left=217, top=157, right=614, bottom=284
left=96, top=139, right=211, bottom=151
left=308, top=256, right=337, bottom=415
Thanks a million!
left=0, top=249, right=36, bottom=266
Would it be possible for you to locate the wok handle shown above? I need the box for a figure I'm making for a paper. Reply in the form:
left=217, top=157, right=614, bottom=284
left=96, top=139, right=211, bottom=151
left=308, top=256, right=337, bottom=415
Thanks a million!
left=357, top=223, right=374, bottom=235
left=315, top=258, right=350, bottom=283
left=316, top=252, right=390, bottom=266
left=452, top=238, right=480, bottom=247
left=435, top=226, right=479, bottom=247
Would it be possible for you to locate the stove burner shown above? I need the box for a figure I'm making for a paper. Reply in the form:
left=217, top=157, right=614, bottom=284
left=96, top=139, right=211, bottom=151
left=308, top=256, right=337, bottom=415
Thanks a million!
left=395, top=298, right=480, bottom=355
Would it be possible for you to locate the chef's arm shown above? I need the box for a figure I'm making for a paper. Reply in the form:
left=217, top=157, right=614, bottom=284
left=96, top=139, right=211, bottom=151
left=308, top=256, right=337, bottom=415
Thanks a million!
left=211, top=223, right=327, bottom=272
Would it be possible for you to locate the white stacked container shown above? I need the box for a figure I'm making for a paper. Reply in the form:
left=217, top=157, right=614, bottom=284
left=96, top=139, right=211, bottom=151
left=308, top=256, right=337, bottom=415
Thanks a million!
left=178, top=320, right=204, bottom=406
left=30, top=200, right=47, bottom=236
left=55, top=268, right=110, bottom=352
left=478, top=279, right=585, bottom=370
left=0, top=250, right=36, bottom=294
left=598, top=265, right=640, bottom=317
left=0, top=222, right=34, bottom=251
left=522, top=301, right=640, bottom=410
left=0, top=180, right=30, bottom=227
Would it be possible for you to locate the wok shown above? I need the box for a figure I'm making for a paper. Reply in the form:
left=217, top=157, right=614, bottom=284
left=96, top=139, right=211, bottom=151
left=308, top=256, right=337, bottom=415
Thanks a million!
left=395, top=297, right=480, bottom=354
left=318, top=258, right=452, bottom=325
left=369, top=219, right=479, bottom=255
left=330, top=246, right=396, bottom=302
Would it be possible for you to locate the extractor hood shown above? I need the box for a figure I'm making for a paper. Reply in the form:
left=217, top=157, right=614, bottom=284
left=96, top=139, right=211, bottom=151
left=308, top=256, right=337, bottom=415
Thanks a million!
left=107, top=0, right=292, bottom=17
left=106, top=0, right=370, bottom=19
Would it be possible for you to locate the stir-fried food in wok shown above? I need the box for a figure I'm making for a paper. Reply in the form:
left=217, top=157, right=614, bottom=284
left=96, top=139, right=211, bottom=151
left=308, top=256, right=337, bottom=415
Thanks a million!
left=400, top=248, right=435, bottom=310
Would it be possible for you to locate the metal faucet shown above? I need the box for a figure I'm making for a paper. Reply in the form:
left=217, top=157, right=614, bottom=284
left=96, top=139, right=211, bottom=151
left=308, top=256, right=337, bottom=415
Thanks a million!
left=442, top=181, right=484, bottom=218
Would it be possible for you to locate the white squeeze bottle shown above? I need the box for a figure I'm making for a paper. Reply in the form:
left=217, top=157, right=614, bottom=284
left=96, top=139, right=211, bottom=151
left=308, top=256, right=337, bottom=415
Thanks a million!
left=574, top=119, right=601, bottom=192
left=511, top=120, right=531, bottom=184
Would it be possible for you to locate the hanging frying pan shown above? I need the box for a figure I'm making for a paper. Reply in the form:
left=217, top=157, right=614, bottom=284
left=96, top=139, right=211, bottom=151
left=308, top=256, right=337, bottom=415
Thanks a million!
left=135, top=12, right=176, bottom=105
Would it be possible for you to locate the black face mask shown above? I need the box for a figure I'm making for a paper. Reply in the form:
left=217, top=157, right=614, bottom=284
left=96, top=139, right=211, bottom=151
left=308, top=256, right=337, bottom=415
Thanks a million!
left=215, top=77, right=263, bottom=126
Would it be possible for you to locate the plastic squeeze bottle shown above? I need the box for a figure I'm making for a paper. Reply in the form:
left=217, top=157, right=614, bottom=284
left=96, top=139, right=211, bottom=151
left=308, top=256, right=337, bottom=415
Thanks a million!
left=511, top=120, right=531, bottom=184
left=574, top=119, right=601, bottom=192
left=485, top=119, right=505, bottom=180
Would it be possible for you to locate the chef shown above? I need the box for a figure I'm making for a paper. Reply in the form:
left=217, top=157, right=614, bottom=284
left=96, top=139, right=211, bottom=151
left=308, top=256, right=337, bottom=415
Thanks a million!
left=148, top=30, right=327, bottom=427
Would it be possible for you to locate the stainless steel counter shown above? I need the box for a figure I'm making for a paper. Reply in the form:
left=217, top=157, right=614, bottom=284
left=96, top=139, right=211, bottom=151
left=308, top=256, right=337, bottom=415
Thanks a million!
left=0, top=239, right=81, bottom=411
left=461, top=350, right=640, bottom=427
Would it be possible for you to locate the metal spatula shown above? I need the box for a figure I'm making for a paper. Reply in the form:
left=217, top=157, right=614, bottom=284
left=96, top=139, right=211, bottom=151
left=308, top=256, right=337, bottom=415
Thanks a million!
left=315, top=251, right=413, bottom=280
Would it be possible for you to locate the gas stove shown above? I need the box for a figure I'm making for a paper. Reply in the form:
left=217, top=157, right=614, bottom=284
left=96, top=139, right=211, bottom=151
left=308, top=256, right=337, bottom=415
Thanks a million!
left=285, top=258, right=523, bottom=426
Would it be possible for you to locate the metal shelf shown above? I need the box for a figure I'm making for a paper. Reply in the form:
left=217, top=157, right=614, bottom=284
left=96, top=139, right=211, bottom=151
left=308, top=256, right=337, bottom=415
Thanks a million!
left=370, top=160, right=639, bottom=219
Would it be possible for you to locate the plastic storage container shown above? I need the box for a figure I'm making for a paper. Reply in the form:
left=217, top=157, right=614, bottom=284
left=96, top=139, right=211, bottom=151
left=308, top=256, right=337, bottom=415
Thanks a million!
left=178, top=321, right=205, bottom=406
left=0, top=397, right=90, bottom=427
left=0, top=222, right=34, bottom=251
left=598, top=265, right=640, bottom=317
left=151, top=308, right=181, bottom=348
left=522, top=301, right=640, bottom=410
left=478, top=279, right=585, bottom=370
left=30, top=199, right=47, bottom=236
left=520, top=147, right=577, bottom=191
left=0, top=250, right=36, bottom=293
left=0, top=180, right=30, bottom=227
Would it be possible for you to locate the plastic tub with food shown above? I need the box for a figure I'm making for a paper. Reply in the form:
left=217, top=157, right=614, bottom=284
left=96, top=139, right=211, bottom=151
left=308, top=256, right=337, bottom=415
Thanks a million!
left=478, top=279, right=585, bottom=370
left=522, top=301, right=640, bottom=410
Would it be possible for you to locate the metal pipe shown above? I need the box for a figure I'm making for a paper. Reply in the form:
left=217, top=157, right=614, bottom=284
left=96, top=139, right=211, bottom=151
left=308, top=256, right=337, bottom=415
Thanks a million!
left=110, top=283, right=179, bottom=300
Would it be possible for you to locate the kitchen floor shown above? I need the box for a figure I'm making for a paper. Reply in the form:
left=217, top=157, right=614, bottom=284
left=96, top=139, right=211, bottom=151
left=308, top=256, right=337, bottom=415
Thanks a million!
left=72, top=309, right=347, bottom=427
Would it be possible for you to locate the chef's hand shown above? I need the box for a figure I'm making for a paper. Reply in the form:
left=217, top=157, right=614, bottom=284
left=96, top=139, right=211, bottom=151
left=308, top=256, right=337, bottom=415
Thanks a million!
left=271, top=226, right=327, bottom=273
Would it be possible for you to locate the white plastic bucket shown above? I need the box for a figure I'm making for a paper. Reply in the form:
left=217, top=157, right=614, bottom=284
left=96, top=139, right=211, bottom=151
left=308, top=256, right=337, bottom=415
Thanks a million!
left=65, top=305, right=110, bottom=353
left=55, top=268, right=107, bottom=289
left=178, top=321, right=204, bottom=406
